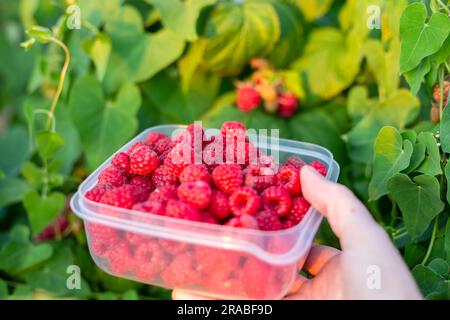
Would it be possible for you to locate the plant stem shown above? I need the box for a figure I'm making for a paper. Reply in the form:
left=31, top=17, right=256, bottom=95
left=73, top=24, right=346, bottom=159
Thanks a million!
left=437, top=0, right=450, bottom=14
left=421, top=217, right=439, bottom=265
left=439, top=67, right=445, bottom=121
left=45, top=36, right=70, bottom=131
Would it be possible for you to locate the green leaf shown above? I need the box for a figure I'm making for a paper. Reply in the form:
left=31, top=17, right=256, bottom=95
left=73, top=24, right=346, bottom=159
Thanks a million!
left=413, top=265, right=449, bottom=297
left=445, top=218, right=450, bottom=255
left=440, top=102, right=450, bottom=153
left=69, top=75, right=142, bottom=171
left=23, top=191, right=65, bottom=236
left=404, top=58, right=431, bottom=96
left=292, top=28, right=363, bottom=100
left=404, top=244, right=426, bottom=268
left=26, top=26, right=52, bottom=43
left=434, top=35, right=450, bottom=65
left=400, top=2, right=450, bottom=73
left=267, top=0, right=304, bottom=68
left=122, top=290, right=139, bottom=300
left=147, top=0, right=216, bottom=41
left=178, top=39, right=207, bottom=92
left=388, top=174, right=444, bottom=239
left=415, top=132, right=442, bottom=176
left=83, top=33, right=111, bottom=82
left=428, top=258, right=449, bottom=278
left=77, top=0, right=122, bottom=27
left=0, top=126, right=30, bottom=176
left=0, top=225, right=53, bottom=273
left=103, top=5, right=185, bottom=92
left=292, top=0, right=333, bottom=21
left=36, top=131, right=65, bottom=161
left=0, top=280, right=7, bottom=299
left=347, top=88, right=419, bottom=163
left=200, top=0, right=280, bottom=74
left=369, top=127, right=413, bottom=201
left=404, top=142, right=426, bottom=174
left=0, top=177, right=31, bottom=207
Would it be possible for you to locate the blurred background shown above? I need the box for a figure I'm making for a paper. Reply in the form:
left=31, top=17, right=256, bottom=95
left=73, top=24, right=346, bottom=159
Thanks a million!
left=0, top=0, right=449, bottom=299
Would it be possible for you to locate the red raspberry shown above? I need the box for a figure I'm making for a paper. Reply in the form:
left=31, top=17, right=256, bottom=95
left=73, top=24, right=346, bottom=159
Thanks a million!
left=86, top=222, right=117, bottom=241
left=130, top=176, right=154, bottom=194
left=256, top=210, right=283, bottom=231
left=285, top=156, right=305, bottom=170
left=159, top=239, right=190, bottom=255
left=152, top=165, right=178, bottom=187
left=164, top=144, right=195, bottom=177
left=202, top=140, right=223, bottom=169
left=134, top=241, right=168, bottom=281
left=283, top=197, right=310, bottom=229
left=310, top=161, right=328, bottom=176
left=129, top=145, right=159, bottom=176
left=179, top=164, right=211, bottom=184
left=220, top=122, right=247, bottom=142
left=236, top=83, right=261, bottom=112
left=132, top=200, right=165, bottom=215
left=195, top=246, right=241, bottom=275
left=200, top=212, right=219, bottom=224
left=278, top=92, right=298, bottom=118
left=35, top=215, right=69, bottom=241
left=212, top=164, right=243, bottom=195
left=100, top=184, right=144, bottom=209
left=207, top=190, right=230, bottom=220
left=433, top=81, right=450, bottom=106
left=186, top=123, right=204, bottom=147
left=85, top=184, right=112, bottom=202
left=148, top=185, right=178, bottom=203
left=111, top=152, right=130, bottom=172
left=242, top=257, right=279, bottom=299
left=127, top=141, right=149, bottom=155
left=261, top=186, right=291, bottom=217
left=124, top=231, right=150, bottom=247
left=165, top=199, right=201, bottom=222
left=161, top=252, right=201, bottom=287
left=146, top=132, right=167, bottom=148
left=153, top=136, right=171, bottom=155
left=177, top=181, right=212, bottom=210
left=98, top=166, right=127, bottom=187
left=277, top=165, right=301, bottom=196
left=108, top=241, right=135, bottom=275
left=244, top=165, right=277, bottom=192
left=91, top=238, right=115, bottom=257
left=225, top=214, right=258, bottom=229
left=229, top=187, right=260, bottom=216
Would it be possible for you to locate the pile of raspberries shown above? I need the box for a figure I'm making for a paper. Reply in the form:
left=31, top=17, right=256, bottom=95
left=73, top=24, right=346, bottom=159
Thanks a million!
left=85, top=121, right=327, bottom=231
left=83, top=121, right=326, bottom=297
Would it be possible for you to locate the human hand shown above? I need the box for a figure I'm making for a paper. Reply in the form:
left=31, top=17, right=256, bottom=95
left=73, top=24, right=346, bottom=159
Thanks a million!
left=173, top=166, right=422, bottom=300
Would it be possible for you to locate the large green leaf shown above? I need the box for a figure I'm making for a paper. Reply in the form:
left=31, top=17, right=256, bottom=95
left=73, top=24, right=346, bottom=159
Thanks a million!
left=0, top=177, right=31, bottom=207
left=103, top=5, right=185, bottom=92
left=369, top=127, right=413, bottom=201
left=0, top=126, right=30, bottom=176
left=199, top=0, right=280, bottom=74
left=415, top=132, right=442, bottom=176
left=413, top=265, right=449, bottom=299
left=77, top=0, right=123, bottom=27
left=445, top=219, right=450, bottom=257
left=292, top=0, right=332, bottom=21
left=440, top=102, right=450, bottom=153
left=69, top=75, right=141, bottom=171
left=292, top=28, right=363, bottom=101
left=400, top=2, right=450, bottom=73
left=388, top=174, right=444, bottom=239
left=347, top=87, right=419, bottom=163
left=147, top=0, right=216, bottom=41
left=23, top=191, right=66, bottom=236
left=83, top=33, right=111, bottom=82
left=0, top=225, right=53, bottom=273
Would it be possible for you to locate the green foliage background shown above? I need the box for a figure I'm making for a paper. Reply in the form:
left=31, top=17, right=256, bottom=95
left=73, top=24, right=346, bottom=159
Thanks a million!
left=0, top=0, right=449, bottom=299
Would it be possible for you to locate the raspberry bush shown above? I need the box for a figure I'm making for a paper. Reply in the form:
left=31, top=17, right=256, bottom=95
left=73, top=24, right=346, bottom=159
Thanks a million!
left=0, top=0, right=449, bottom=299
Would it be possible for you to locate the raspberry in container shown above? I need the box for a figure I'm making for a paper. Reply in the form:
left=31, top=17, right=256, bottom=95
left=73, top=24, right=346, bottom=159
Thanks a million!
left=70, top=123, right=340, bottom=300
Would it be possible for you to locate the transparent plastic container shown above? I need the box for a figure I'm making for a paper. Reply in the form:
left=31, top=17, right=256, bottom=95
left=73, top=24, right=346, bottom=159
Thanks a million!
left=70, top=125, right=340, bottom=300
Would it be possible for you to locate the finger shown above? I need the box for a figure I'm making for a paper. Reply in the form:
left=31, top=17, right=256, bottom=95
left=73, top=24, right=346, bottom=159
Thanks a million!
left=302, top=244, right=341, bottom=276
left=301, top=166, right=386, bottom=250
left=172, top=290, right=215, bottom=300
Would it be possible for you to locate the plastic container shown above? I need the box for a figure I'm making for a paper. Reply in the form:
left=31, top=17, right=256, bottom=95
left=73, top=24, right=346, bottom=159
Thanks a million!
left=70, top=125, right=340, bottom=300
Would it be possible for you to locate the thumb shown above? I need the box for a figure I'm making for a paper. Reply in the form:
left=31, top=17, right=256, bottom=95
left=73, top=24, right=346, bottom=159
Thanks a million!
left=300, top=166, right=386, bottom=250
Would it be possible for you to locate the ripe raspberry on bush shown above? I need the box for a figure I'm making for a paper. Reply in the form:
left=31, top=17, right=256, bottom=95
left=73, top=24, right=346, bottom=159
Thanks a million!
left=179, top=164, right=211, bottom=184
left=108, top=241, right=135, bottom=275
left=283, top=197, right=310, bottom=229
left=261, top=186, right=291, bottom=217
left=278, top=92, right=298, bottom=118
left=134, top=241, right=168, bottom=281
left=152, top=165, right=178, bottom=187
left=177, top=181, right=212, bottom=210
left=98, top=166, right=127, bottom=187
left=112, top=152, right=130, bottom=172
left=207, top=190, right=230, bottom=220
left=229, top=187, right=260, bottom=216
left=161, top=252, right=201, bottom=287
left=212, top=164, right=243, bottom=195
left=35, top=215, right=69, bottom=241
left=277, top=165, right=301, bottom=196
left=256, top=210, right=283, bottom=231
left=236, top=83, right=261, bottom=112
left=244, top=165, right=277, bottom=192
left=433, top=80, right=450, bottom=106
left=165, top=199, right=201, bottom=222
left=310, top=161, right=327, bottom=177
left=129, top=145, right=159, bottom=176
left=100, top=184, right=146, bottom=209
